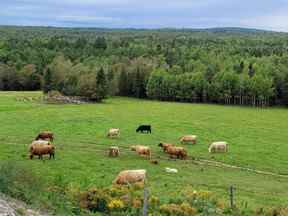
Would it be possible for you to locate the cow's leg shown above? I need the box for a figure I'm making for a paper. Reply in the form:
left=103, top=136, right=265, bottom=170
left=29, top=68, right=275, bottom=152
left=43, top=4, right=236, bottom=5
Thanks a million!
left=30, top=154, right=33, bottom=159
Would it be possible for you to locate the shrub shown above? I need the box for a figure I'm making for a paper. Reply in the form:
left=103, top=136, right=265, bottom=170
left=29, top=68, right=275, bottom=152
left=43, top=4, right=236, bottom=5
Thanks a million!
left=160, top=203, right=197, bottom=216
left=108, top=199, right=125, bottom=210
left=79, top=188, right=109, bottom=213
left=0, top=161, right=43, bottom=204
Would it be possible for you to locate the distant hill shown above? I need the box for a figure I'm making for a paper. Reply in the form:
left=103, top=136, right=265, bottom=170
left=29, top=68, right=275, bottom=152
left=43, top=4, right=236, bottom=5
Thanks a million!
left=192, top=27, right=273, bottom=33
left=0, top=25, right=279, bottom=34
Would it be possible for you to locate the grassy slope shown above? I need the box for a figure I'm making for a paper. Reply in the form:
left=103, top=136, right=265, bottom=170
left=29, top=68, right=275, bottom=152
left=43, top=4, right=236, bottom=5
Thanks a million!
left=0, top=91, right=288, bottom=208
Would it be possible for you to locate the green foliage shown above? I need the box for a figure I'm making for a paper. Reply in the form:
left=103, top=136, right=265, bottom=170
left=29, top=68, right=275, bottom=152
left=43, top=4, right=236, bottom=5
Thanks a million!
left=94, top=37, right=107, bottom=50
left=43, top=68, right=52, bottom=94
left=94, top=67, right=108, bottom=101
left=118, top=68, right=129, bottom=96
left=0, top=162, right=43, bottom=204
left=0, top=26, right=288, bottom=106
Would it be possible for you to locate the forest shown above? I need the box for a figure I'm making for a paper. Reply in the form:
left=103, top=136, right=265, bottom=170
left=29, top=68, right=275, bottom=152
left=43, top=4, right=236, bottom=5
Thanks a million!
left=1, top=26, right=288, bottom=106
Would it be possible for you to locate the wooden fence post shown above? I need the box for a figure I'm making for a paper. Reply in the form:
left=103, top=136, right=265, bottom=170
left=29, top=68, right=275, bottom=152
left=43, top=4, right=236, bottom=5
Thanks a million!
left=143, top=180, right=149, bottom=216
left=229, top=185, right=235, bottom=208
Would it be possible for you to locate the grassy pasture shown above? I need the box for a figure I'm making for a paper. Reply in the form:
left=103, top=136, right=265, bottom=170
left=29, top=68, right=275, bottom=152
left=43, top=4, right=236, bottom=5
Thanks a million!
left=0, top=91, right=288, bottom=209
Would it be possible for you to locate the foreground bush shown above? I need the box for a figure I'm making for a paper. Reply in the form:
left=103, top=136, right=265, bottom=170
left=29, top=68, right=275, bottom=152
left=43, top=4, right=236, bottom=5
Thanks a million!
left=0, top=162, right=79, bottom=214
left=0, top=161, right=43, bottom=204
left=0, top=162, right=287, bottom=215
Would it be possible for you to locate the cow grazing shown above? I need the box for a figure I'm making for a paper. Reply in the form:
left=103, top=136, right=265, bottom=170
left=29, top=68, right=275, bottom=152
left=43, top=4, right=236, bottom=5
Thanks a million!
left=180, top=135, right=197, bottom=144
left=209, top=141, right=228, bottom=153
left=35, top=131, right=54, bottom=141
left=29, top=141, right=55, bottom=159
left=107, top=128, right=120, bottom=138
left=136, top=125, right=151, bottom=133
left=109, top=146, right=120, bottom=157
left=113, top=169, right=146, bottom=185
left=166, top=146, right=187, bottom=160
left=131, top=145, right=151, bottom=158
left=158, top=142, right=174, bottom=153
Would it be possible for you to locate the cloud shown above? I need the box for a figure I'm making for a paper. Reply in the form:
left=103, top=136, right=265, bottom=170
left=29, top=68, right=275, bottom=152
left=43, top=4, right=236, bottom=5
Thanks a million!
left=239, top=14, right=288, bottom=32
left=0, top=0, right=287, bottom=31
left=58, top=15, right=121, bottom=23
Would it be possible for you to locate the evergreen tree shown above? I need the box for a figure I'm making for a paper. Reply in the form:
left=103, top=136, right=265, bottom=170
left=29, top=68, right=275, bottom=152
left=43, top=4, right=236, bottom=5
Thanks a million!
left=94, top=67, right=108, bottom=101
left=118, top=68, right=129, bottom=96
left=146, top=69, right=167, bottom=100
left=133, top=68, right=145, bottom=98
left=248, top=63, right=255, bottom=77
left=43, top=68, right=52, bottom=94
left=94, top=37, right=107, bottom=50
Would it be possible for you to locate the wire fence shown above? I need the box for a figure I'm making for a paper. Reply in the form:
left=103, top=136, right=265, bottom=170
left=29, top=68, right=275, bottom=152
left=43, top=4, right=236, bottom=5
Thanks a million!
left=2, top=137, right=288, bottom=179
left=1, top=137, right=288, bottom=214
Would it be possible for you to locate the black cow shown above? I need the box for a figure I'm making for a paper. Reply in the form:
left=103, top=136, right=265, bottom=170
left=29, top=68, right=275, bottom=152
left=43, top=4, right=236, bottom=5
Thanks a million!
left=136, top=125, right=151, bottom=133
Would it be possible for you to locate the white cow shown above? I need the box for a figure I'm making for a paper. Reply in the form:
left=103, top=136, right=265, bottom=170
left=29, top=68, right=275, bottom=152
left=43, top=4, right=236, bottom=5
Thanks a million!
left=208, top=141, right=228, bottom=153
left=107, top=128, right=120, bottom=138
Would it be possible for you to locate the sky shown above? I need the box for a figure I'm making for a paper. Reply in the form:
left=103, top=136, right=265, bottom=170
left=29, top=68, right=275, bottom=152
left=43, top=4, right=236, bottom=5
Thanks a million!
left=0, top=0, right=288, bottom=32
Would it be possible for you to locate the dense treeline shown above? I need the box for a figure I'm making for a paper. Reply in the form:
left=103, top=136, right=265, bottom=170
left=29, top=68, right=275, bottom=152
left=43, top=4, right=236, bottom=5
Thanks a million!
left=1, top=26, right=288, bottom=105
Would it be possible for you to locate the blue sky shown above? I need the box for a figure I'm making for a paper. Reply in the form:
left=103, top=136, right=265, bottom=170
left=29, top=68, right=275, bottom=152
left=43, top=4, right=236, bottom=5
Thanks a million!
left=0, top=0, right=288, bottom=31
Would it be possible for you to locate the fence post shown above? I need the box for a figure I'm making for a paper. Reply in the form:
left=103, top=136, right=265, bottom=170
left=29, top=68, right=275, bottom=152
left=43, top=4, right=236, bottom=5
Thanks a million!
left=229, top=185, right=235, bottom=208
left=143, top=181, right=149, bottom=216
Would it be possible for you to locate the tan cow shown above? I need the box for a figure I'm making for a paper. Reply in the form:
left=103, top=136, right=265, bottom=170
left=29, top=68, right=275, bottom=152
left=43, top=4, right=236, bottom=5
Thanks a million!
left=180, top=135, right=197, bottom=144
left=131, top=145, right=151, bottom=158
left=158, top=142, right=174, bottom=153
left=166, top=146, right=187, bottom=160
left=113, top=169, right=146, bottom=185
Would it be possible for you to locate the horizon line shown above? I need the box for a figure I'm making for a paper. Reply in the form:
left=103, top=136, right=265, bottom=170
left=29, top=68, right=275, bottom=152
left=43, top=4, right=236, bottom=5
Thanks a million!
left=0, top=24, right=286, bottom=33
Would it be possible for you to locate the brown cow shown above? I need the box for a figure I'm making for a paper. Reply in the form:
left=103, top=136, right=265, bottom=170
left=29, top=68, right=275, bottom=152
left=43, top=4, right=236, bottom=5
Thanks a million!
left=29, top=142, right=55, bottom=159
left=166, top=146, right=187, bottom=160
left=158, top=142, right=174, bottom=153
left=35, top=131, right=54, bottom=142
left=109, top=146, right=120, bottom=157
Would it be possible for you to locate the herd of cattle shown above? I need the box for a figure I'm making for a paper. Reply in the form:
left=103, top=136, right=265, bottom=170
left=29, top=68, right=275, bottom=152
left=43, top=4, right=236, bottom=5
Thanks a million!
left=28, top=125, right=228, bottom=185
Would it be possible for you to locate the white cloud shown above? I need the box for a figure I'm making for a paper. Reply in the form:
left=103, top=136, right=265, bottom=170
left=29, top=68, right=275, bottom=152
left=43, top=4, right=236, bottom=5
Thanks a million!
left=58, top=15, right=121, bottom=23
left=0, top=0, right=288, bottom=31
left=240, top=14, right=288, bottom=32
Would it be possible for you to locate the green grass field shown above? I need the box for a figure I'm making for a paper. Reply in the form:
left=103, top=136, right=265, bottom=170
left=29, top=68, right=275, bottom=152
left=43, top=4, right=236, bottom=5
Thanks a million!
left=1, top=91, right=288, bottom=210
